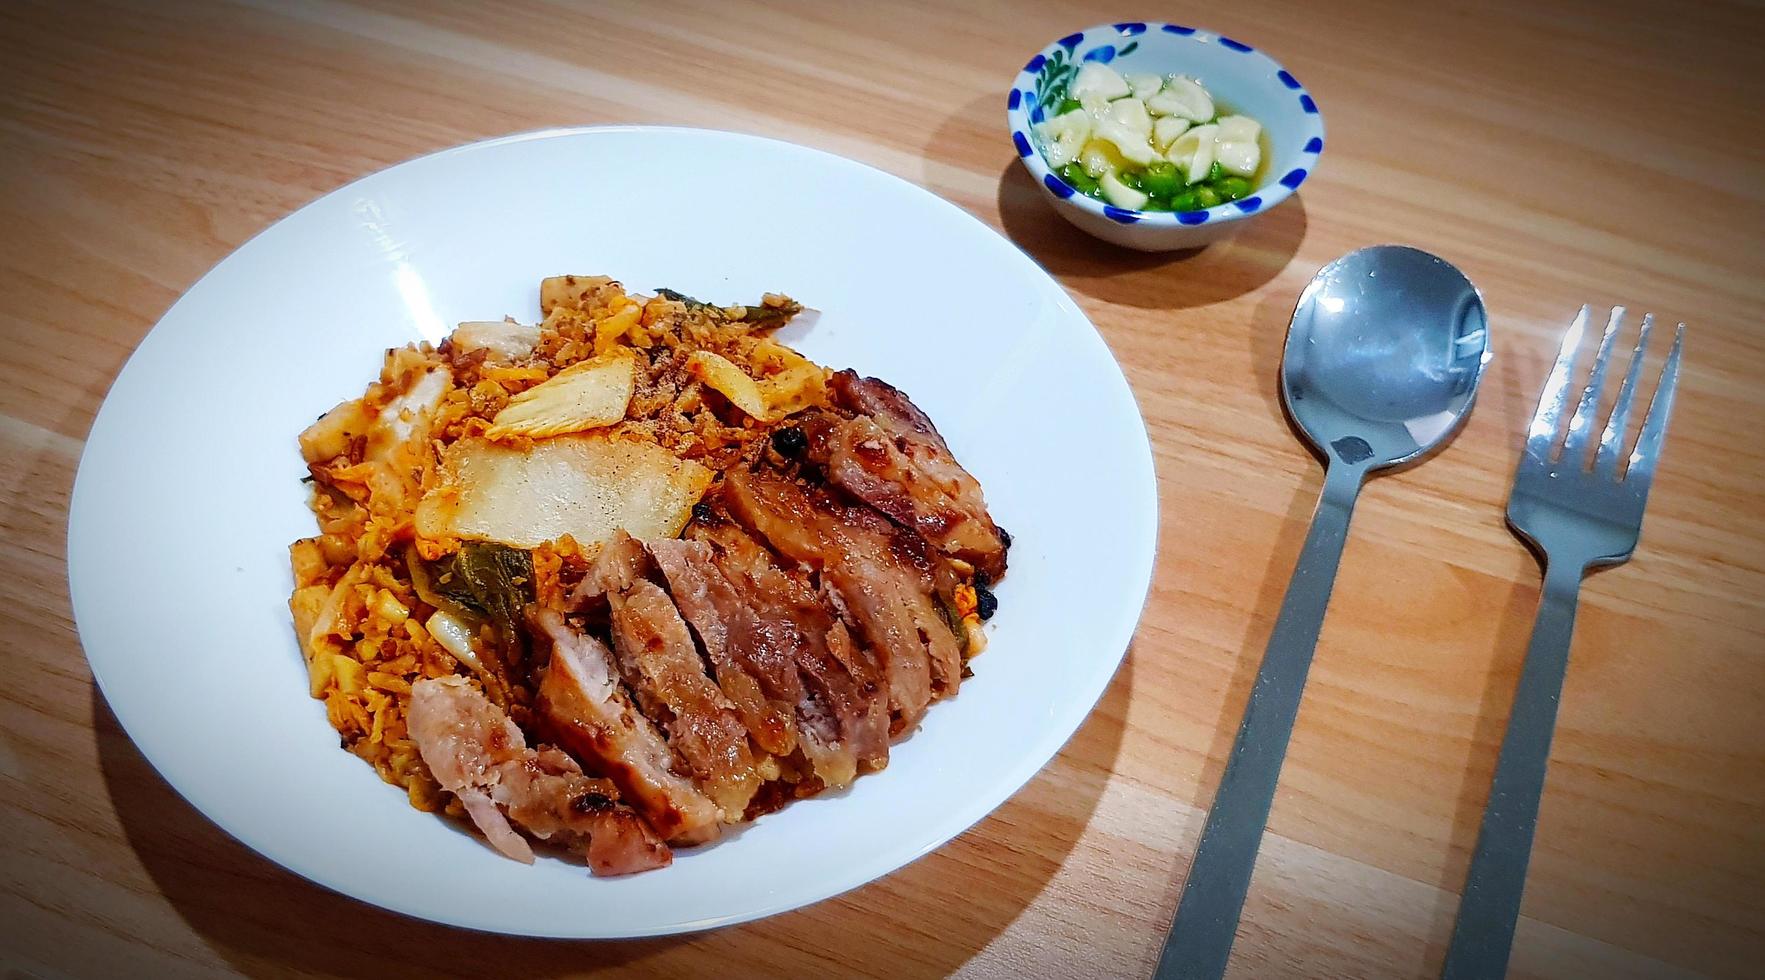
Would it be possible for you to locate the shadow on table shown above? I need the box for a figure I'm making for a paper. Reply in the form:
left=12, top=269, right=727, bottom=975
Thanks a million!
left=994, top=160, right=1307, bottom=311
left=97, top=654, right=1133, bottom=977
left=1419, top=346, right=1547, bottom=972
left=918, top=93, right=1306, bottom=311
left=1180, top=287, right=1316, bottom=811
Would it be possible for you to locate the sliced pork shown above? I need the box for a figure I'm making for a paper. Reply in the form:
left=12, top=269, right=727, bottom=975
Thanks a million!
left=819, top=371, right=1009, bottom=580
left=646, top=537, right=800, bottom=759
left=407, top=675, right=670, bottom=875
left=719, top=467, right=964, bottom=733
left=693, top=521, right=890, bottom=783
left=584, top=534, right=762, bottom=820
left=532, top=608, right=723, bottom=844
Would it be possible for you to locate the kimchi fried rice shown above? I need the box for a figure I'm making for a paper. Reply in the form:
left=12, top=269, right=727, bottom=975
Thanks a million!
left=289, top=275, right=1009, bottom=874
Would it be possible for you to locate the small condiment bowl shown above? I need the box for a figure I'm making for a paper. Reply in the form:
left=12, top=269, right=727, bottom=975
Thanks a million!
left=1007, top=23, right=1324, bottom=251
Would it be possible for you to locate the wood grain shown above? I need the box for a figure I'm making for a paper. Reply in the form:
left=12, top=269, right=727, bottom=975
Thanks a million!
left=2, top=0, right=1762, bottom=977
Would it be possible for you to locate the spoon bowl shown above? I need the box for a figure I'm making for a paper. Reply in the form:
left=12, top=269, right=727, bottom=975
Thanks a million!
left=1283, top=244, right=1489, bottom=468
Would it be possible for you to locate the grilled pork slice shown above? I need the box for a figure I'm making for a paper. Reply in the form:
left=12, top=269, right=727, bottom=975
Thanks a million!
left=691, top=522, right=890, bottom=784
left=407, top=675, right=670, bottom=875
left=532, top=608, right=722, bottom=844
left=646, top=537, right=800, bottom=759
left=721, top=467, right=963, bottom=733
left=818, top=371, right=1009, bottom=581
left=585, top=534, right=762, bottom=820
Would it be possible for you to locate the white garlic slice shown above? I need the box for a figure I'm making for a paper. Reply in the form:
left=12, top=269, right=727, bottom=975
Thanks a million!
left=1036, top=109, right=1094, bottom=168
left=1107, top=97, right=1153, bottom=136
left=1168, top=123, right=1220, bottom=184
left=1216, top=114, right=1261, bottom=143
left=1215, top=139, right=1261, bottom=178
left=1125, top=72, right=1163, bottom=100
left=1070, top=62, right=1131, bottom=101
left=1148, top=76, right=1215, bottom=122
left=1152, top=115, right=1192, bottom=152
left=1078, top=139, right=1125, bottom=179
left=1099, top=170, right=1149, bottom=209
left=1093, top=115, right=1158, bottom=166
left=1213, top=114, right=1263, bottom=178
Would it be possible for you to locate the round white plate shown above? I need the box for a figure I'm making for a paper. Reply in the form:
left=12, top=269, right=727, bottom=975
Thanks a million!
left=68, top=127, right=1158, bottom=938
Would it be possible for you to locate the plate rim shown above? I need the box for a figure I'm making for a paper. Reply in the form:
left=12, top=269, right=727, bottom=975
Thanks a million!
left=67, top=124, right=1161, bottom=938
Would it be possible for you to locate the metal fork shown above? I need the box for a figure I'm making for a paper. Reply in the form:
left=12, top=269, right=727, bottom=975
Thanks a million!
left=1441, top=306, right=1684, bottom=979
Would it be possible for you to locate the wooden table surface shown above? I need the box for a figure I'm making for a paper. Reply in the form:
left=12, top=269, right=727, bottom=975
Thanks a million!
left=3, top=1, right=1762, bottom=977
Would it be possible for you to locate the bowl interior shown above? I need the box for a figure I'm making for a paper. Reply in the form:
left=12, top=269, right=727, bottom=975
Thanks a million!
left=1017, top=26, right=1319, bottom=202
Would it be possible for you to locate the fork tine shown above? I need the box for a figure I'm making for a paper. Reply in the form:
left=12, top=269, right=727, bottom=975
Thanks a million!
left=1626, top=323, right=1685, bottom=487
left=1594, top=313, right=1655, bottom=477
left=1562, top=307, right=1623, bottom=464
left=1526, top=305, right=1590, bottom=459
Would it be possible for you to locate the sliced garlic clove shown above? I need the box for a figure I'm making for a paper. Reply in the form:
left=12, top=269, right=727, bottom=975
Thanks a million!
left=1148, top=76, right=1215, bottom=122
left=1093, top=116, right=1158, bottom=166
left=1215, top=138, right=1261, bottom=178
left=1216, top=114, right=1261, bottom=144
left=1213, top=114, right=1263, bottom=178
left=1079, top=138, right=1128, bottom=179
left=1070, top=62, right=1131, bottom=101
left=1125, top=72, right=1163, bottom=100
left=1036, top=109, right=1093, bottom=168
left=1107, top=97, right=1153, bottom=136
left=1152, top=115, right=1192, bottom=152
left=1099, top=170, right=1149, bottom=210
left=1168, top=123, right=1220, bottom=184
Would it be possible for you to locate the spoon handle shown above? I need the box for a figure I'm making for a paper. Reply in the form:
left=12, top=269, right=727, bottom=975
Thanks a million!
left=1156, top=461, right=1366, bottom=980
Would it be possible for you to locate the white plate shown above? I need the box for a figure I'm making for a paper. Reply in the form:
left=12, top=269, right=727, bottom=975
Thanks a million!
left=68, top=127, right=1158, bottom=938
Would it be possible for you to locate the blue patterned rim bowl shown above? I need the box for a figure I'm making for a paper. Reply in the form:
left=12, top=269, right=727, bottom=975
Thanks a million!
left=1007, top=23, right=1324, bottom=251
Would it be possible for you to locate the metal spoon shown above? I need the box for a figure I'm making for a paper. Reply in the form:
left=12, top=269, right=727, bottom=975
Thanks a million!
left=1156, top=245, right=1489, bottom=980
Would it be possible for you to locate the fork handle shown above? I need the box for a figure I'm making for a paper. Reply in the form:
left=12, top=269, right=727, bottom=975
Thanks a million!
left=1442, top=559, right=1586, bottom=980
left=1155, top=460, right=1366, bottom=980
